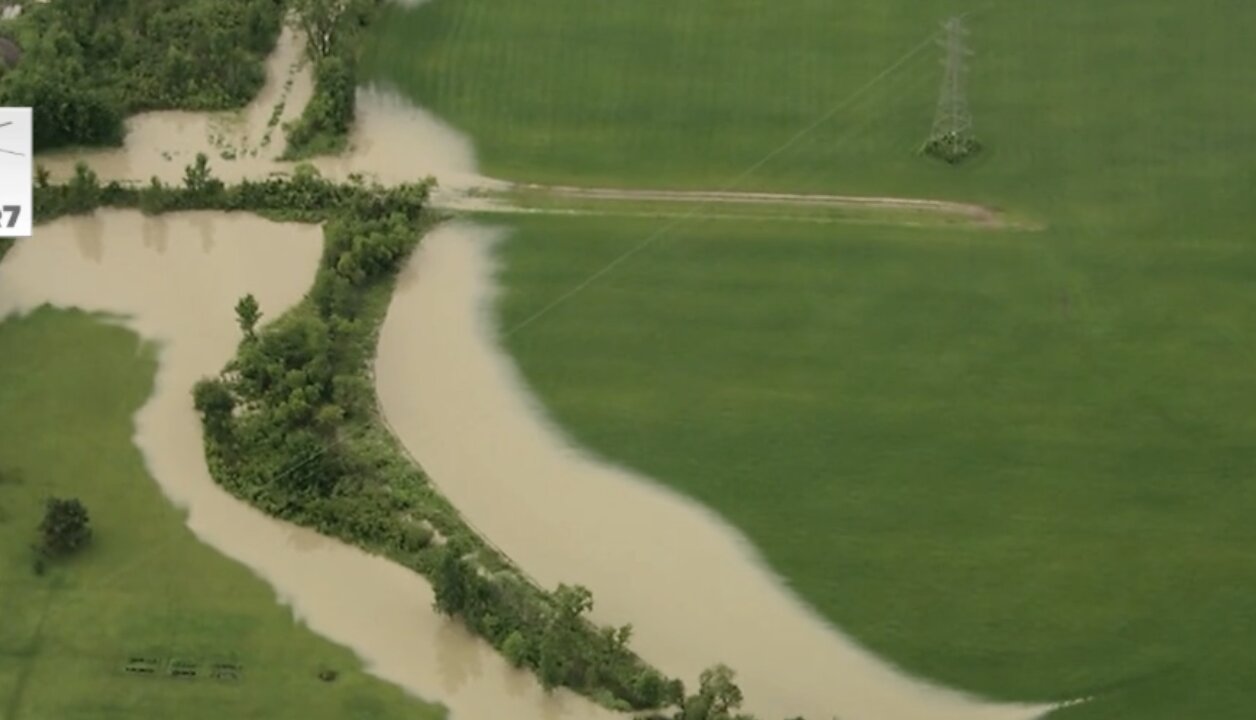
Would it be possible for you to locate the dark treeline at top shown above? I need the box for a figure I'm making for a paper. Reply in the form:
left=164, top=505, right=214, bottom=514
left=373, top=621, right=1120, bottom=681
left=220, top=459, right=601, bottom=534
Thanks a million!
left=1, top=0, right=284, bottom=150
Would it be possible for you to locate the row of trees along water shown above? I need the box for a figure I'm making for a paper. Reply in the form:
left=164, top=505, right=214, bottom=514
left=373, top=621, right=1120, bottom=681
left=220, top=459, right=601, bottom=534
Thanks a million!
left=282, top=0, right=380, bottom=158
left=0, top=0, right=387, bottom=155
left=32, top=157, right=810, bottom=719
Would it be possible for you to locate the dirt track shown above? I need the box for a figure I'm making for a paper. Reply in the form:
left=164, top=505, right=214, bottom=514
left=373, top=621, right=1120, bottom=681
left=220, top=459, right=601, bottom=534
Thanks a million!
left=501, top=182, right=1020, bottom=228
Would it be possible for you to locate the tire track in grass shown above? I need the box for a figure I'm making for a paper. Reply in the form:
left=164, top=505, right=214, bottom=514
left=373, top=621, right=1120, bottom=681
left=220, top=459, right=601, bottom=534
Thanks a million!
left=498, top=27, right=945, bottom=337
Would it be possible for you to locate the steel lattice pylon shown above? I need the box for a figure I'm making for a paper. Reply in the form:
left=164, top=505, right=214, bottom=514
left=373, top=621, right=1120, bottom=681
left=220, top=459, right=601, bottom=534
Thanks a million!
left=923, top=17, right=980, bottom=164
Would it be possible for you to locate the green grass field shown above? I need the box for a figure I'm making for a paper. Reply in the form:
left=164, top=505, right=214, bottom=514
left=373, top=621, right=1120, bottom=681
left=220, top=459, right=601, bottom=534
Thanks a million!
left=368, top=0, right=1256, bottom=717
left=365, top=0, right=1256, bottom=220
left=492, top=215, right=1256, bottom=718
left=0, top=307, right=444, bottom=720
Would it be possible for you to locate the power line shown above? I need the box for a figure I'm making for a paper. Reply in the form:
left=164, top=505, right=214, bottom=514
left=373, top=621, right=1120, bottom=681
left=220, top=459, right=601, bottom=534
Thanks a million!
left=503, top=31, right=940, bottom=338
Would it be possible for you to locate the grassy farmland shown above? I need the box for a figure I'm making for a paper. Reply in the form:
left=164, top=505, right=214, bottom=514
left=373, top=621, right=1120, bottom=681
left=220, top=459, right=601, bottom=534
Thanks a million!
left=0, top=307, right=444, bottom=720
left=364, top=0, right=1256, bottom=223
left=492, top=214, right=1256, bottom=718
left=367, top=0, right=1256, bottom=717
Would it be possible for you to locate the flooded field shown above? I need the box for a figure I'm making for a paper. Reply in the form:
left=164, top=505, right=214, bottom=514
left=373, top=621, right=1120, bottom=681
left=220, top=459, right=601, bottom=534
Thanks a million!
left=374, top=222, right=1052, bottom=720
left=0, top=212, right=613, bottom=720
left=14, top=18, right=1055, bottom=720
left=35, top=26, right=501, bottom=202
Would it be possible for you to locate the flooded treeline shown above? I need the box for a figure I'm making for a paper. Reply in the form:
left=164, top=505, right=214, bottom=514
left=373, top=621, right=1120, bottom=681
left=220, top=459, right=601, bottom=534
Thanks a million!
left=1, top=0, right=283, bottom=150
left=27, top=155, right=815, bottom=720
left=284, top=0, right=385, bottom=158
left=27, top=155, right=681, bottom=712
left=186, top=162, right=678, bottom=712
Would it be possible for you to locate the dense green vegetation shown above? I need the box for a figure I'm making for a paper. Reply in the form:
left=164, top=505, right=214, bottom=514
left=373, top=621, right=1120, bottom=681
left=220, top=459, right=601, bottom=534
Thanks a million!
left=283, top=0, right=380, bottom=159
left=0, top=0, right=284, bottom=151
left=30, top=158, right=697, bottom=711
left=32, top=155, right=420, bottom=226
left=0, top=307, right=445, bottom=720
left=188, top=192, right=682, bottom=712
left=495, top=212, right=1256, bottom=719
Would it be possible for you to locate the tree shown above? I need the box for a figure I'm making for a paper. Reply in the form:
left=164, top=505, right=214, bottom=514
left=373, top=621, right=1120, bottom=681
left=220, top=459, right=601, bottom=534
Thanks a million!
left=433, top=544, right=471, bottom=617
left=193, top=378, right=236, bottom=440
left=538, top=584, right=594, bottom=689
left=633, top=669, right=669, bottom=709
left=290, top=0, right=353, bottom=59
left=65, top=162, right=102, bottom=213
left=38, top=497, right=92, bottom=558
left=678, top=665, right=745, bottom=720
left=235, top=293, right=262, bottom=340
left=183, top=153, right=224, bottom=198
left=502, top=629, right=532, bottom=668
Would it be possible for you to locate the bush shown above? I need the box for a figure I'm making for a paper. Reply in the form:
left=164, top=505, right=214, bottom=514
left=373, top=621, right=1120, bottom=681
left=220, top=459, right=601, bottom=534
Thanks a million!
left=401, top=523, right=432, bottom=553
left=502, top=630, right=532, bottom=668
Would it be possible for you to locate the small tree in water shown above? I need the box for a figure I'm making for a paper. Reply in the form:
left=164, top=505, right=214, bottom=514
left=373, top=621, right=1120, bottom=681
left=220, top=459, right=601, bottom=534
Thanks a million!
left=183, top=152, right=224, bottom=198
left=235, top=294, right=262, bottom=340
left=38, top=497, right=91, bottom=558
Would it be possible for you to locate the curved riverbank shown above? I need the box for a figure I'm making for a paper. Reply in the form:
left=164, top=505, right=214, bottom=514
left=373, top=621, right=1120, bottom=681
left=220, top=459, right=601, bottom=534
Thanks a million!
left=374, top=221, right=1053, bottom=720
left=0, top=211, right=617, bottom=720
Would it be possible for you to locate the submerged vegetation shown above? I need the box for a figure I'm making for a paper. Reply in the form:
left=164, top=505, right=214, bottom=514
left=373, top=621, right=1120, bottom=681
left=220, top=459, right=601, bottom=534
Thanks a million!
left=0, top=0, right=284, bottom=151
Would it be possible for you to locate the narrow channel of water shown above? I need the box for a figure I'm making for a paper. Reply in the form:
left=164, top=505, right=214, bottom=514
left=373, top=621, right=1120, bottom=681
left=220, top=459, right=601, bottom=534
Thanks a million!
left=374, top=222, right=1053, bottom=720
left=0, top=212, right=615, bottom=720
left=36, top=25, right=502, bottom=201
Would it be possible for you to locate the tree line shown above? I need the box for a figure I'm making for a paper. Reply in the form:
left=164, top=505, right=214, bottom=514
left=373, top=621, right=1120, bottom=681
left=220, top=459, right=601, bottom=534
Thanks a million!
left=0, top=0, right=284, bottom=151
left=283, top=0, right=381, bottom=159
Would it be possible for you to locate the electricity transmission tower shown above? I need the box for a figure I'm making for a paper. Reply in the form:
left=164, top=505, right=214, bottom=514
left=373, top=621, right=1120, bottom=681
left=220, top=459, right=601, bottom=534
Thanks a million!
left=923, top=17, right=980, bottom=164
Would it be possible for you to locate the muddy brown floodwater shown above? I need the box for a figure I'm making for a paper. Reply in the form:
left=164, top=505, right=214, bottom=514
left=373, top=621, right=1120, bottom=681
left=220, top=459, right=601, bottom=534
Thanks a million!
left=0, top=212, right=616, bottom=720
left=375, top=221, right=1055, bottom=720
left=18, top=14, right=1057, bottom=720
left=35, top=25, right=503, bottom=203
